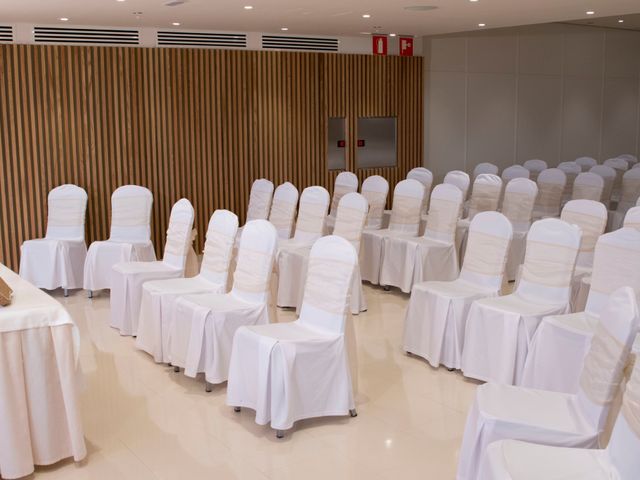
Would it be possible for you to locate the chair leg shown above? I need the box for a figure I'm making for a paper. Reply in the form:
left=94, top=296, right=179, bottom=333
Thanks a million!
left=383, top=286, right=390, bottom=291
left=173, top=366, right=180, bottom=373
left=447, top=367, right=456, bottom=372
left=205, top=382, right=212, bottom=393
left=64, top=288, right=69, bottom=297
left=88, top=290, right=93, bottom=299
left=234, top=407, right=241, bottom=413
left=349, top=409, right=358, bottom=417
left=276, top=430, right=284, bottom=439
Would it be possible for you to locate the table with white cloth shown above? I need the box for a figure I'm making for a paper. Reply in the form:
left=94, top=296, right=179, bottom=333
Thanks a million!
left=0, top=264, right=86, bottom=479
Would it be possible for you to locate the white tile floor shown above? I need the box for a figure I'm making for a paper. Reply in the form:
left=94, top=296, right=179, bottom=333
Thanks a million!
left=33, top=284, right=480, bottom=480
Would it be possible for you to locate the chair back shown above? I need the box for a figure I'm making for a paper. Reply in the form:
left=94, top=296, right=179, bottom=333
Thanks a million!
left=361, top=175, right=389, bottom=229
left=523, top=159, right=548, bottom=182
left=109, top=185, right=153, bottom=243
left=293, top=186, right=330, bottom=243
left=423, top=184, right=463, bottom=243
left=617, top=168, right=640, bottom=213
left=501, top=165, right=530, bottom=184
left=45, top=184, right=88, bottom=241
left=245, top=179, right=274, bottom=222
left=299, top=235, right=358, bottom=334
left=534, top=168, right=566, bottom=217
left=407, top=167, right=433, bottom=213
left=389, top=179, right=425, bottom=234
left=329, top=172, right=359, bottom=217
left=333, top=193, right=368, bottom=253
left=162, top=198, right=195, bottom=271
left=572, top=172, right=604, bottom=202
left=617, top=153, right=638, bottom=168
left=560, top=200, right=607, bottom=269
left=443, top=170, right=471, bottom=199
left=268, top=182, right=299, bottom=239
left=557, top=162, right=581, bottom=202
left=624, top=206, right=640, bottom=230
left=589, top=165, right=616, bottom=205
left=199, top=210, right=239, bottom=285
left=467, top=174, right=502, bottom=219
left=575, top=156, right=598, bottom=172
left=472, top=162, right=499, bottom=180
left=604, top=157, right=629, bottom=200
left=501, top=178, right=538, bottom=231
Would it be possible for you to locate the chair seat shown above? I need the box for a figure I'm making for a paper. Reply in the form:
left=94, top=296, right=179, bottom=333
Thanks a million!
left=113, top=260, right=177, bottom=275
left=545, top=311, right=598, bottom=336
left=475, top=293, right=564, bottom=316
left=142, top=275, right=218, bottom=295
left=181, top=292, right=256, bottom=312
left=246, top=321, right=338, bottom=343
left=419, top=279, right=493, bottom=299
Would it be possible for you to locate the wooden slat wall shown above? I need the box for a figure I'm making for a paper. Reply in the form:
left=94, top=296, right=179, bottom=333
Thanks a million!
left=0, top=44, right=423, bottom=271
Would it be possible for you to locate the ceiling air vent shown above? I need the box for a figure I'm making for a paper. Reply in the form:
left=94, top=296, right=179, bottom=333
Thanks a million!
left=157, top=31, right=246, bottom=48
left=262, top=35, right=338, bottom=52
left=0, top=26, right=13, bottom=43
left=33, top=26, right=139, bottom=45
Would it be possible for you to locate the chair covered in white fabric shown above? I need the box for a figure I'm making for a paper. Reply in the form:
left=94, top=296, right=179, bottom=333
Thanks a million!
left=480, top=351, right=640, bottom=480
left=235, top=179, right=274, bottom=242
left=460, top=218, right=581, bottom=385
left=134, top=210, right=239, bottom=363
left=472, top=162, right=499, bottom=180
left=557, top=161, right=581, bottom=204
left=275, top=186, right=330, bottom=307
left=604, top=157, right=629, bottom=202
left=457, top=286, right=639, bottom=480
left=624, top=205, right=640, bottom=229
left=589, top=164, right=616, bottom=207
left=361, top=175, right=389, bottom=230
left=407, top=167, right=434, bottom=213
left=268, top=182, right=299, bottom=239
left=278, top=193, right=368, bottom=313
left=83, top=185, right=154, bottom=295
left=501, top=178, right=538, bottom=281
left=110, top=198, right=194, bottom=336
left=226, top=235, right=358, bottom=437
left=360, top=179, right=424, bottom=285
left=19, top=184, right=88, bottom=295
left=325, top=172, right=359, bottom=231
left=575, top=156, right=598, bottom=172
left=532, top=168, right=566, bottom=219
left=571, top=172, right=604, bottom=202
left=501, top=165, right=530, bottom=184
left=522, top=159, right=547, bottom=182
left=609, top=168, right=640, bottom=231
left=380, top=184, right=463, bottom=293
left=618, top=153, right=638, bottom=167
left=520, top=227, right=640, bottom=394
left=168, top=220, right=277, bottom=386
left=403, top=212, right=512, bottom=370
left=444, top=170, right=471, bottom=199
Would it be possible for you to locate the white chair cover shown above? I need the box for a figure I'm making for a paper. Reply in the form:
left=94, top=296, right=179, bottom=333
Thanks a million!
left=480, top=354, right=640, bottom=480
left=275, top=186, right=330, bottom=307
left=618, top=153, right=638, bottom=167
left=19, top=185, right=88, bottom=291
left=589, top=165, right=616, bottom=207
left=604, top=157, right=629, bottom=202
left=168, top=220, right=277, bottom=383
left=226, top=235, right=358, bottom=432
left=379, top=184, right=463, bottom=293
left=328, top=171, right=359, bottom=218
left=624, top=206, right=640, bottom=229
left=520, top=227, right=640, bottom=394
left=533, top=168, right=566, bottom=219
left=360, top=179, right=424, bottom=285
left=501, top=178, right=538, bottom=281
left=466, top=174, right=503, bottom=220
left=135, top=210, right=239, bottom=363
left=110, top=198, right=194, bottom=336
left=361, top=175, right=389, bottom=229
left=461, top=218, right=581, bottom=385
left=561, top=199, right=607, bottom=269
left=457, top=286, right=639, bottom=480
left=268, top=182, right=299, bottom=239
left=575, top=156, right=598, bottom=172
left=609, top=168, right=640, bottom=231
left=572, top=172, right=604, bottom=202
left=246, top=178, right=274, bottom=222
left=557, top=161, right=581, bottom=204
left=444, top=170, right=471, bottom=199
left=403, top=212, right=512, bottom=369
left=407, top=167, right=434, bottom=213
left=83, top=185, right=155, bottom=292
left=523, top=159, right=548, bottom=182
left=472, top=162, right=499, bottom=180
left=501, top=165, right=530, bottom=184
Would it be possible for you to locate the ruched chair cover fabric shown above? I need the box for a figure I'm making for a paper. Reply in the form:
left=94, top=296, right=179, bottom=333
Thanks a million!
left=480, top=354, right=640, bottom=480
left=83, top=185, right=155, bottom=293
left=457, top=286, right=640, bottom=480
left=234, top=178, right=274, bottom=243
left=575, top=156, right=598, bottom=172
left=278, top=193, right=368, bottom=313
left=403, top=212, right=512, bottom=370
left=226, top=235, right=358, bottom=433
left=557, top=161, right=581, bottom=204
left=501, top=178, right=538, bottom=281
left=275, top=186, right=330, bottom=307
left=444, top=170, right=471, bottom=199
left=325, top=172, right=359, bottom=231
left=520, top=227, right=640, bottom=394
left=460, top=218, right=581, bottom=385
left=501, top=165, right=530, bottom=184
left=604, top=157, right=629, bottom=202
left=360, top=179, right=424, bottom=285
left=379, top=184, right=463, bottom=293
left=589, top=165, right=616, bottom=207
left=533, top=168, right=566, bottom=219
left=19, top=184, right=88, bottom=291
left=522, top=159, right=548, bottom=182
left=625, top=205, right=640, bottom=229
left=618, top=153, right=638, bottom=167
left=110, top=198, right=195, bottom=336
left=571, top=172, right=605, bottom=202
left=609, top=168, right=640, bottom=231
left=472, top=162, right=499, bottom=180
left=268, top=182, right=299, bottom=239
left=168, top=220, right=278, bottom=384
left=361, top=175, right=389, bottom=230
left=407, top=167, right=434, bottom=214
left=134, top=210, right=239, bottom=363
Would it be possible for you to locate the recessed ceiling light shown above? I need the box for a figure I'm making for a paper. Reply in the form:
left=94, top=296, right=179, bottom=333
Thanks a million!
left=244, top=5, right=253, bottom=9
left=281, top=27, right=288, bottom=31
left=362, top=14, right=371, bottom=18
left=59, top=17, right=69, bottom=21
left=389, top=33, right=396, bottom=37
left=172, top=22, right=180, bottom=25
left=478, top=23, right=486, bottom=27
left=469, top=0, right=479, bottom=2
left=618, top=19, right=624, bottom=23
left=116, top=0, right=126, bottom=2
left=586, top=11, right=595, bottom=15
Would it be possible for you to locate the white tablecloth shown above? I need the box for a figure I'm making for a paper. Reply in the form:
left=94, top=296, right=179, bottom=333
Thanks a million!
left=0, top=264, right=86, bottom=479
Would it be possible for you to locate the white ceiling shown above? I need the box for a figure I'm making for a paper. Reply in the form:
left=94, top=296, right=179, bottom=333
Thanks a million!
left=1, top=0, right=639, bottom=37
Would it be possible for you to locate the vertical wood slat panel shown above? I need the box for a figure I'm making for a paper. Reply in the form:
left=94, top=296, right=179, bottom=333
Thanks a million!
left=0, top=44, right=423, bottom=271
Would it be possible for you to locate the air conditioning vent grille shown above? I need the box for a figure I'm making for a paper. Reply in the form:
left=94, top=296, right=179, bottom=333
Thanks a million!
left=157, top=31, right=246, bottom=48
left=0, top=26, right=13, bottom=43
left=34, top=26, right=139, bottom=45
left=262, top=35, right=338, bottom=52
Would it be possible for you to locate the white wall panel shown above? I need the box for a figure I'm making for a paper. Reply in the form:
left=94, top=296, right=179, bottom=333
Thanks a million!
left=467, top=35, right=517, bottom=74
left=429, top=37, right=467, bottom=72
left=518, top=33, right=562, bottom=76
left=602, top=77, right=639, bottom=158
left=561, top=76, right=602, bottom=161
left=564, top=30, right=604, bottom=77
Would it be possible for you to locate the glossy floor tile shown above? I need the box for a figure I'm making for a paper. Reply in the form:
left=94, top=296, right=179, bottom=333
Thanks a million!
left=29, top=284, right=480, bottom=480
